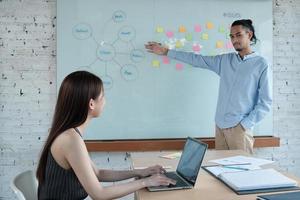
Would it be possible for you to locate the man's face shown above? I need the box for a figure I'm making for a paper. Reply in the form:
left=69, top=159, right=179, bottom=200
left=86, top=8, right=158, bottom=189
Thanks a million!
left=230, top=25, right=252, bottom=52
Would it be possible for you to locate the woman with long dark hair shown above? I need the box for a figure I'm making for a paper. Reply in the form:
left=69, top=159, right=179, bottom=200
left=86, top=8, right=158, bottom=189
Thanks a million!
left=36, top=71, right=175, bottom=200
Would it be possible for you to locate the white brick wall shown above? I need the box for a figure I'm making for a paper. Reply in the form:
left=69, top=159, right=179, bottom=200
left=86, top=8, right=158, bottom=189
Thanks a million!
left=0, top=0, right=299, bottom=199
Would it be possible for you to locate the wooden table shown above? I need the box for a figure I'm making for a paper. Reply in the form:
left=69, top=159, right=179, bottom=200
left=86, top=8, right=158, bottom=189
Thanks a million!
left=131, top=150, right=300, bottom=200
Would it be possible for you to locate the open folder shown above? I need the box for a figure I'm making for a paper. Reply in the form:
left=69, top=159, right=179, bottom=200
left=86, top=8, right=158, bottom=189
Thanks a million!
left=202, top=167, right=300, bottom=195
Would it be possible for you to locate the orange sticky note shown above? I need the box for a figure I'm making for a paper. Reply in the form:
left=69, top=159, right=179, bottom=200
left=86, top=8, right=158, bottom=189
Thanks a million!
left=178, top=25, right=187, bottom=33
left=206, top=22, right=214, bottom=29
left=152, top=60, right=160, bottom=67
left=216, top=41, right=224, bottom=48
left=156, top=26, right=164, bottom=33
left=201, top=33, right=209, bottom=40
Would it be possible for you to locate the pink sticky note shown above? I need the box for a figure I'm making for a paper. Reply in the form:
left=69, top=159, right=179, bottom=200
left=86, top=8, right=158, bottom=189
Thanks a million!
left=166, top=31, right=174, bottom=38
left=226, top=41, right=233, bottom=49
left=194, top=24, right=201, bottom=32
left=192, top=44, right=201, bottom=52
left=162, top=56, right=170, bottom=64
left=175, top=63, right=184, bottom=70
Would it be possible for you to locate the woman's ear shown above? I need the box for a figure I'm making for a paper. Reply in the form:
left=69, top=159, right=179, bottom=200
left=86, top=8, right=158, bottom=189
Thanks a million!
left=89, top=99, right=95, bottom=110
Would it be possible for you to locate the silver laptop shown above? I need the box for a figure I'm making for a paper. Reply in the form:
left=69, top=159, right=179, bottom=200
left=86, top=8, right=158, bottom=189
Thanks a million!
left=147, top=137, right=208, bottom=192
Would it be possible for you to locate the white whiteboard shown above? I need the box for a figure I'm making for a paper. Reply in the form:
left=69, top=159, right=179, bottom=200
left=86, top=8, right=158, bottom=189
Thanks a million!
left=57, top=0, right=273, bottom=140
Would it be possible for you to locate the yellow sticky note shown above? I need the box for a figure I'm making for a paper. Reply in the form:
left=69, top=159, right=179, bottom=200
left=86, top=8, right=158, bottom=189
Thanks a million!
left=219, top=26, right=225, bottom=33
left=185, top=33, right=193, bottom=41
left=152, top=60, right=160, bottom=67
left=216, top=41, right=224, bottom=48
left=206, top=22, right=214, bottom=29
left=202, top=33, right=209, bottom=40
left=178, top=25, right=187, bottom=33
left=175, top=40, right=183, bottom=48
left=156, top=26, right=164, bottom=33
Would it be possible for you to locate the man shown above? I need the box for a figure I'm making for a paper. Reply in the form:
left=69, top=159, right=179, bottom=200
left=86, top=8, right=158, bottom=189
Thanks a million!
left=145, top=19, right=272, bottom=153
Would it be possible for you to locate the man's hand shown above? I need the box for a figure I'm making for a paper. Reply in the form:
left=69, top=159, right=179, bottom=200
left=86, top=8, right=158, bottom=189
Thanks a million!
left=144, top=41, right=169, bottom=55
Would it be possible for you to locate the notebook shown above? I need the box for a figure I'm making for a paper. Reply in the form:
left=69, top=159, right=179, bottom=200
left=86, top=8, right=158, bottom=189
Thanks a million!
left=257, top=191, right=300, bottom=200
left=147, top=137, right=208, bottom=192
left=203, top=167, right=300, bottom=195
left=220, top=168, right=298, bottom=191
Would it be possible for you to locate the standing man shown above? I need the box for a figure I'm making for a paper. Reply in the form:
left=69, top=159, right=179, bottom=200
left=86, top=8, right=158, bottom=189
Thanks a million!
left=145, top=19, right=272, bottom=153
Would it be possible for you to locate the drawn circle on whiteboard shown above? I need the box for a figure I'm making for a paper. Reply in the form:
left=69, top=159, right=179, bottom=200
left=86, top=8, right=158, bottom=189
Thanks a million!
left=96, top=43, right=116, bottom=61
left=72, top=23, right=92, bottom=40
left=118, top=26, right=136, bottom=42
left=112, top=10, right=126, bottom=23
left=120, top=64, right=138, bottom=81
left=101, top=75, right=113, bottom=90
left=130, top=49, right=145, bottom=63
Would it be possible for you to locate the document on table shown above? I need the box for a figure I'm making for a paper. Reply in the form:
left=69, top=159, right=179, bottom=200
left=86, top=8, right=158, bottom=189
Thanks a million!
left=219, top=168, right=298, bottom=191
left=209, top=155, right=274, bottom=166
left=205, top=164, right=261, bottom=177
left=159, top=152, right=181, bottom=159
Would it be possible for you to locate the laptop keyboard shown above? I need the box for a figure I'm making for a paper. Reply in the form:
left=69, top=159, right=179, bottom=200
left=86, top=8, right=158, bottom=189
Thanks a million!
left=165, top=172, right=189, bottom=187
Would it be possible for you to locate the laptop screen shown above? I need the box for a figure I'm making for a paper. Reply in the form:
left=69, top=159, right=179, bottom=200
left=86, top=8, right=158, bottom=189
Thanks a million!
left=176, top=137, right=207, bottom=185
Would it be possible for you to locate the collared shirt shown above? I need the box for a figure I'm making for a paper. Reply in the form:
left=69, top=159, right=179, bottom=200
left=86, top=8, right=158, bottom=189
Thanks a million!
left=167, top=50, right=272, bottom=130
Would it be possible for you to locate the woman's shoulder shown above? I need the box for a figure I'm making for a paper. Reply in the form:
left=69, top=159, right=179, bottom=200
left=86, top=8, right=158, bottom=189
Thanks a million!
left=52, top=128, right=84, bottom=153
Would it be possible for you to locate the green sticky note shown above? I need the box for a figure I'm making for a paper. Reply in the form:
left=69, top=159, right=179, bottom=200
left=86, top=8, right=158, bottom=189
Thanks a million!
left=219, top=26, right=225, bottom=33
left=185, top=33, right=193, bottom=41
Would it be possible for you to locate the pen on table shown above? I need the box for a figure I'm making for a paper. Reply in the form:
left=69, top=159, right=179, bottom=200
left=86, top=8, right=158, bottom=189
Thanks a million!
left=208, top=163, right=252, bottom=167
left=222, top=166, right=250, bottom=171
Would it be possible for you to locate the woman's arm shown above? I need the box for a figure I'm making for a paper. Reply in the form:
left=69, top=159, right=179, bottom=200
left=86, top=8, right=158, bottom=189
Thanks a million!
left=91, top=161, right=165, bottom=182
left=63, top=132, right=175, bottom=200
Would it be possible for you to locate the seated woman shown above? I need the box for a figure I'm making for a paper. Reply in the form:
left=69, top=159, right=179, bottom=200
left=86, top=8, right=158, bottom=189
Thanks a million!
left=36, top=71, right=175, bottom=200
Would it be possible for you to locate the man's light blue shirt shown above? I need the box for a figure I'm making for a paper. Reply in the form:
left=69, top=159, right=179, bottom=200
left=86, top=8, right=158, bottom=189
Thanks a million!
left=168, top=50, right=272, bottom=130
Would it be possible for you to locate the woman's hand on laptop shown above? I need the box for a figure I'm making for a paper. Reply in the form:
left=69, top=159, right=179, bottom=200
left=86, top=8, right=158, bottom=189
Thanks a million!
left=137, top=165, right=166, bottom=177
left=142, top=174, right=177, bottom=187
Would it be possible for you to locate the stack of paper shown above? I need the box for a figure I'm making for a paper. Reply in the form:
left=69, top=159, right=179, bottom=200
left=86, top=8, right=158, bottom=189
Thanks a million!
left=219, top=168, right=298, bottom=191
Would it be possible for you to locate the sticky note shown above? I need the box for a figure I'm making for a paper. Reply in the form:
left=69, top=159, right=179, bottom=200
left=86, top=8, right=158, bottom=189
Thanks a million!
left=201, top=33, right=209, bottom=40
left=185, top=33, right=193, bottom=41
left=156, top=26, right=164, bottom=33
left=175, top=63, right=184, bottom=70
left=216, top=41, right=224, bottom=48
left=219, top=26, right=225, bottom=33
left=175, top=40, right=183, bottom=48
left=152, top=60, right=160, bottom=67
left=206, top=22, right=214, bottom=29
left=166, top=31, right=174, bottom=38
left=194, top=24, right=201, bottom=32
left=178, top=25, right=187, bottom=33
left=226, top=41, right=233, bottom=49
left=162, top=56, right=170, bottom=64
left=192, top=44, right=201, bottom=52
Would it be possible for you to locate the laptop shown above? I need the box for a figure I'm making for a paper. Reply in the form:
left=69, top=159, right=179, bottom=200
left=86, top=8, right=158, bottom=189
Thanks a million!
left=147, top=137, right=208, bottom=192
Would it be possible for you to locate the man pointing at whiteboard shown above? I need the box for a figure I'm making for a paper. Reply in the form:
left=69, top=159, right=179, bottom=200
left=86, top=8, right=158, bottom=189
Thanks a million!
left=145, top=19, right=272, bottom=154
